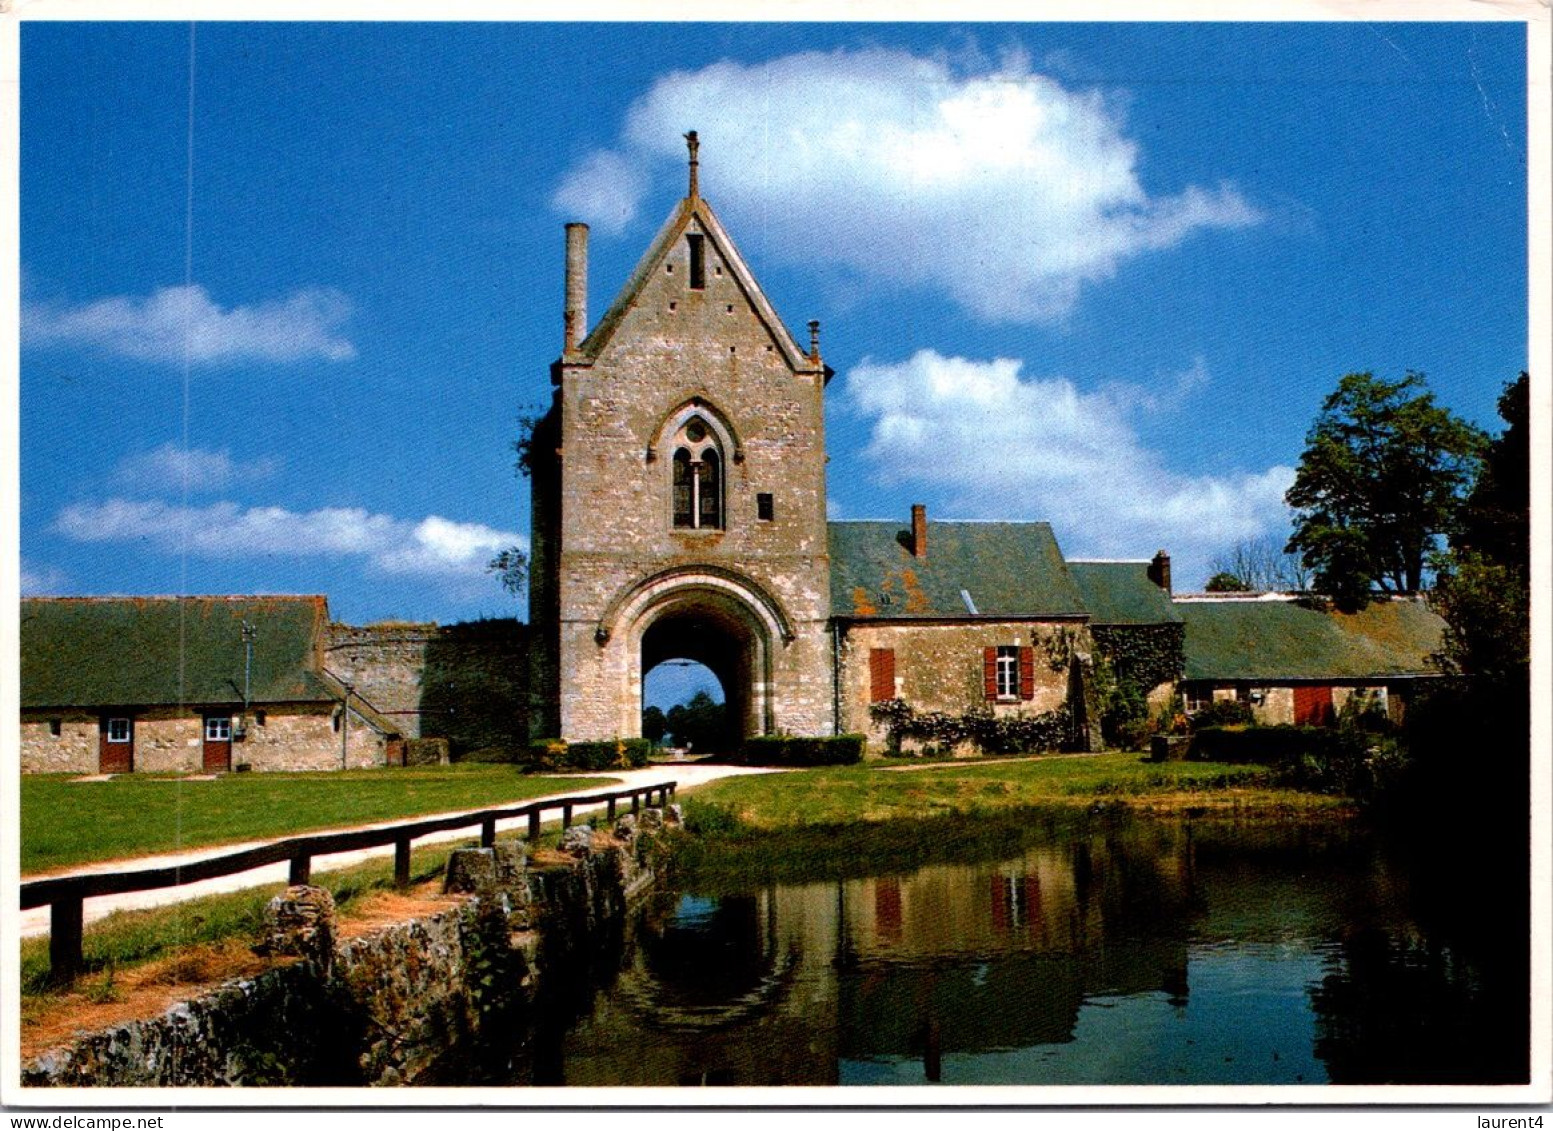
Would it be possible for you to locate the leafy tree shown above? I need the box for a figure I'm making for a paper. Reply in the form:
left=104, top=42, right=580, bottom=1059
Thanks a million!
left=641, top=705, right=667, bottom=745
left=1285, top=371, right=1485, bottom=610
left=1205, top=571, right=1251, bottom=593
left=1430, top=373, right=1528, bottom=682
left=665, top=690, right=732, bottom=751
left=486, top=545, right=529, bottom=597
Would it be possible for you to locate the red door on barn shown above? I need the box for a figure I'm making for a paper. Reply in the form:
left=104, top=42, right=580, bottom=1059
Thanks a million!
left=203, top=715, right=233, bottom=772
left=99, top=715, right=134, bottom=773
left=1293, top=685, right=1334, bottom=727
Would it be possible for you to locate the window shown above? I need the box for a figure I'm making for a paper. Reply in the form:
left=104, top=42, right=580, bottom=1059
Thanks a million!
left=670, top=414, right=723, bottom=530
left=870, top=648, right=896, bottom=703
left=205, top=716, right=232, bottom=742
left=49, top=718, right=62, bottom=737
left=255, top=709, right=267, bottom=727
left=688, top=233, right=706, bottom=290
left=106, top=717, right=132, bottom=743
left=757, top=492, right=774, bottom=521
left=995, top=646, right=1019, bottom=699
left=983, top=645, right=1035, bottom=701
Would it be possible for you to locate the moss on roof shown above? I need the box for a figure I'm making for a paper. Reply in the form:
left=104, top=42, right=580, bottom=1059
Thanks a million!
left=21, top=596, right=332, bottom=709
left=1068, top=561, right=1182, bottom=625
left=1178, top=597, right=1445, bottom=682
left=828, top=521, right=1087, bottom=619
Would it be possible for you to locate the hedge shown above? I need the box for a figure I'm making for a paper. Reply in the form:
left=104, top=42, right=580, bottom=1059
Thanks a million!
left=735, top=734, right=866, bottom=767
left=1189, top=725, right=1340, bottom=765
left=524, top=737, right=652, bottom=772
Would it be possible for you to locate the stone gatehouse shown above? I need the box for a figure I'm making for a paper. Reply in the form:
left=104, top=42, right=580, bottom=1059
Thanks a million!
left=525, top=135, right=1175, bottom=747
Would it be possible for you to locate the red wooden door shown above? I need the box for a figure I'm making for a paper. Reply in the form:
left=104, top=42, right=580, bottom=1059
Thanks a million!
left=203, top=715, right=233, bottom=772
left=1293, top=685, right=1334, bottom=727
left=99, top=716, right=133, bottom=773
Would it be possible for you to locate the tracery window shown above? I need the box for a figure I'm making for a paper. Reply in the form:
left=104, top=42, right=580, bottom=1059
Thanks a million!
left=671, top=415, right=722, bottom=529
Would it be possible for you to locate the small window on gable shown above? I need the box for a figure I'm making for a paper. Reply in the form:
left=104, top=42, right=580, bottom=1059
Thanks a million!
left=757, top=493, right=774, bottom=521
left=670, top=414, right=723, bottom=530
left=688, top=234, right=706, bottom=290
left=49, top=718, right=62, bottom=737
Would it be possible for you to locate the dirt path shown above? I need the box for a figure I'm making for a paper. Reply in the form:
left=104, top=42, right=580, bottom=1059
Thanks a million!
left=17, top=762, right=780, bottom=939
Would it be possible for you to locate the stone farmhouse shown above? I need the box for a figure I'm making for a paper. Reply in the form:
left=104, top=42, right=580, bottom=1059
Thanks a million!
left=17, top=137, right=1449, bottom=771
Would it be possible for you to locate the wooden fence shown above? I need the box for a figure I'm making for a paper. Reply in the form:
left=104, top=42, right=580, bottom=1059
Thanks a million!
left=21, top=780, right=678, bottom=983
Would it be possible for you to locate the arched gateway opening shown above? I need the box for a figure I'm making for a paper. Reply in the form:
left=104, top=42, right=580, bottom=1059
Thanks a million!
left=638, top=591, right=767, bottom=751
left=605, top=567, right=792, bottom=747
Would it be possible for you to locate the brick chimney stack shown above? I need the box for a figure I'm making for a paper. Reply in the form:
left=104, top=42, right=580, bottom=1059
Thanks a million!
left=563, top=222, right=589, bottom=354
left=911, top=504, right=928, bottom=559
left=1148, top=549, right=1172, bottom=593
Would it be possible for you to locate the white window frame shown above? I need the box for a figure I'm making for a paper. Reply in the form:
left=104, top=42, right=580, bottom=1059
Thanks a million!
left=995, top=645, right=1020, bottom=701
left=106, top=717, right=132, bottom=743
left=205, top=715, right=232, bottom=742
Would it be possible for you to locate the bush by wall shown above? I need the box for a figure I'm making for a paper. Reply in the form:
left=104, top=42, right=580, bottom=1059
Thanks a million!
left=1190, top=724, right=1398, bottom=799
left=524, top=737, right=651, bottom=772
left=1189, top=699, right=1255, bottom=729
left=870, top=699, right=1075, bottom=756
left=735, top=734, right=866, bottom=767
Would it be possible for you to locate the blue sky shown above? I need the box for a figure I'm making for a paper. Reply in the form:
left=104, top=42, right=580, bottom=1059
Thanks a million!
left=19, top=20, right=1530, bottom=658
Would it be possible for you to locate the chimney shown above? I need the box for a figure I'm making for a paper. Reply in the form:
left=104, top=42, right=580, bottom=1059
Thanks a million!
left=563, top=222, right=589, bottom=353
left=685, top=130, right=700, bottom=198
left=911, top=504, right=928, bottom=559
left=1148, top=549, right=1172, bottom=593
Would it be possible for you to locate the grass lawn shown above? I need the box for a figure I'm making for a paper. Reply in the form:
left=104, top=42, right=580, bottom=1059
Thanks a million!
left=21, top=765, right=615, bottom=874
left=684, top=751, right=1351, bottom=830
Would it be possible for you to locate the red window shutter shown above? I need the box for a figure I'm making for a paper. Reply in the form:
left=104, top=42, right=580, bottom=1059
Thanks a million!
left=869, top=648, right=896, bottom=703
left=1019, top=646, right=1035, bottom=700
left=983, top=647, right=998, bottom=700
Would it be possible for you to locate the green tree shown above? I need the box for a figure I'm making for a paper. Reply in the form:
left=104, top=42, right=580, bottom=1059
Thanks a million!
left=1285, top=371, right=1485, bottom=610
left=1430, top=373, right=1528, bottom=682
left=486, top=545, right=529, bottom=597
left=641, top=705, right=667, bottom=745
left=665, top=690, right=731, bottom=752
left=1204, top=571, right=1251, bottom=593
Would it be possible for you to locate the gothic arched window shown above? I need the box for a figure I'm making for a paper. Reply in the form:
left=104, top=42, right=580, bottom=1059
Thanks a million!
left=671, top=415, right=723, bottom=530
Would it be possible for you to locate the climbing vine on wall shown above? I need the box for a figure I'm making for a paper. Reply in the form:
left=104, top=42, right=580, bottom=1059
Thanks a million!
left=869, top=699, right=1075, bottom=756
left=1090, top=624, right=1185, bottom=691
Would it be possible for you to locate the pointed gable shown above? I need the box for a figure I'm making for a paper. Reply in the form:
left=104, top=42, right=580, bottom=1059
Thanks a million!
left=575, top=194, right=815, bottom=374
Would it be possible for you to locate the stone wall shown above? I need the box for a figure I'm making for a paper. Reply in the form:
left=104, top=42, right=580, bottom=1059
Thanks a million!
left=19, top=706, right=389, bottom=774
left=838, top=620, right=1089, bottom=753
left=326, top=620, right=530, bottom=756
left=22, top=819, right=674, bottom=1087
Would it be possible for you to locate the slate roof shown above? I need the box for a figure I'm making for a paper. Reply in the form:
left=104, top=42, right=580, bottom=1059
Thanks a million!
left=828, top=521, right=1088, bottom=619
left=1068, top=561, right=1182, bottom=625
left=20, top=596, right=336, bottom=710
left=1176, top=597, right=1445, bottom=682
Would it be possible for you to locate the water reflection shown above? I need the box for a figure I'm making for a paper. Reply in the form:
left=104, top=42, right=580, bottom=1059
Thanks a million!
left=473, top=816, right=1526, bottom=1087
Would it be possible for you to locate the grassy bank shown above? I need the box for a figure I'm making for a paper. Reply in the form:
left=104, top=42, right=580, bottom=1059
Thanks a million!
left=683, top=751, right=1352, bottom=831
left=21, top=765, right=612, bottom=874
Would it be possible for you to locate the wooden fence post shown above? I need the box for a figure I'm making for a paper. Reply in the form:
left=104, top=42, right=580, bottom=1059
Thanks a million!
left=632, top=791, right=641, bottom=815
left=481, top=818, right=496, bottom=848
left=50, top=894, right=84, bottom=984
left=528, top=810, right=540, bottom=840
left=289, top=855, right=311, bottom=885
left=607, top=797, right=617, bottom=821
left=562, top=803, right=573, bottom=828
left=394, top=836, right=412, bottom=888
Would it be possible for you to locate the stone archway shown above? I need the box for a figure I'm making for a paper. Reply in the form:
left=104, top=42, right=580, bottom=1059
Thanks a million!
left=614, top=574, right=781, bottom=745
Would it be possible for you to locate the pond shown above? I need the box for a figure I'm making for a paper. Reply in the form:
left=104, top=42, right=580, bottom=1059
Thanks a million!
left=450, top=812, right=1528, bottom=1088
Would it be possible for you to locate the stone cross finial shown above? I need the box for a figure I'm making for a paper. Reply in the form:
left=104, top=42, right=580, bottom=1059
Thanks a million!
left=685, top=130, right=700, bottom=197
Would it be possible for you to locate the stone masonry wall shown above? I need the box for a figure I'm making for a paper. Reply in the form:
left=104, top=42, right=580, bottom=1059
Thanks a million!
left=839, top=620, right=1090, bottom=753
left=19, top=706, right=387, bottom=774
left=550, top=211, right=833, bottom=741
left=22, top=820, right=674, bottom=1087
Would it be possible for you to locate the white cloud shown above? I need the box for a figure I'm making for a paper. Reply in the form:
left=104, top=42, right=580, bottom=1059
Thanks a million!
left=23, top=283, right=356, bottom=365
left=115, top=443, right=281, bottom=494
left=557, top=47, right=1259, bottom=323
left=20, top=559, right=69, bottom=596
left=53, top=499, right=521, bottom=580
left=844, top=349, right=1295, bottom=579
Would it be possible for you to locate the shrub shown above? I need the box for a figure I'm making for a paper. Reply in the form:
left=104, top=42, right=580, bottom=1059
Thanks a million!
left=1189, top=724, right=1397, bottom=799
left=1189, top=699, right=1255, bottom=729
left=869, top=699, right=1074, bottom=756
left=735, top=734, right=866, bottom=766
left=457, top=745, right=519, bottom=764
left=681, top=798, right=748, bottom=836
left=522, top=737, right=648, bottom=772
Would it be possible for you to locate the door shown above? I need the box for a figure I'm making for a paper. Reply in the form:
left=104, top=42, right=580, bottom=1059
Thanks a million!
left=99, top=715, right=133, bottom=773
left=203, top=714, right=233, bottom=772
left=1293, top=685, right=1334, bottom=727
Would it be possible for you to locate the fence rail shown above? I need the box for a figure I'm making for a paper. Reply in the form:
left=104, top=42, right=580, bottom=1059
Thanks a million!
left=21, top=780, right=678, bottom=983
